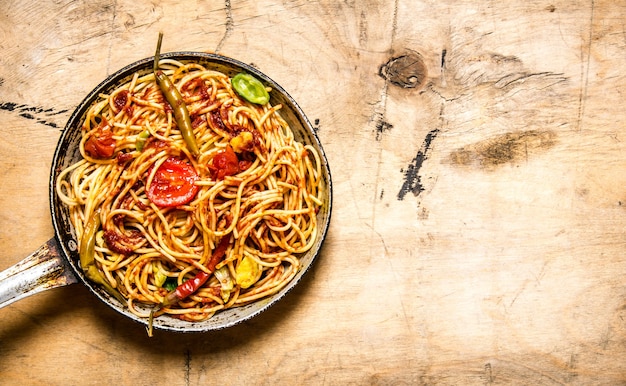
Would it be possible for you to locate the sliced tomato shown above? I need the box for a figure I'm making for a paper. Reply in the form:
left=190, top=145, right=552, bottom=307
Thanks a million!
left=209, top=146, right=240, bottom=180
left=146, top=157, right=199, bottom=207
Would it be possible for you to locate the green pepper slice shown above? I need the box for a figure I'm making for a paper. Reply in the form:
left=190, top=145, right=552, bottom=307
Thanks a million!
left=231, top=73, right=270, bottom=105
left=136, top=129, right=150, bottom=151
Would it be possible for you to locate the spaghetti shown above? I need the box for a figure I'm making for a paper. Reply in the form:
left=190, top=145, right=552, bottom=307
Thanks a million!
left=55, top=57, right=324, bottom=324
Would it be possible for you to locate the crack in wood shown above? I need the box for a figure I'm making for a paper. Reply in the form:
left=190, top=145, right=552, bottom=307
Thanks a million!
left=441, top=48, right=447, bottom=69
left=215, top=0, right=234, bottom=54
left=577, top=0, right=595, bottom=132
left=184, top=349, right=191, bottom=385
left=370, top=81, right=392, bottom=142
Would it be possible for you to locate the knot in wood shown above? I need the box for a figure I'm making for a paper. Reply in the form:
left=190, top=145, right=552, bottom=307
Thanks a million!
left=379, top=51, right=428, bottom=89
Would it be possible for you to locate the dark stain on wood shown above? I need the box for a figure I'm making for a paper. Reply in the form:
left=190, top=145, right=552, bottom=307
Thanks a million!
left=483, top=362, right=494, bottom=384
left=398, top=129, right=439, bottom=200
left=370, top=109, right=393, bottom=141
left=448, top=130, right=556, bottom=169
left=379, top=50, right=428, bottom=90
left=375, top=119, right=393, bottom=141
left=0, top=101, right=68, bottom=128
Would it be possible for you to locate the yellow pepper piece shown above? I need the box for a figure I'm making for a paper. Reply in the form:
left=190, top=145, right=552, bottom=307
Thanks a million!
left=235, top=255, right=259, bottom=289
left=229, top=131, right=254, bottom=153
left=152, top=264, right=168, bottom=287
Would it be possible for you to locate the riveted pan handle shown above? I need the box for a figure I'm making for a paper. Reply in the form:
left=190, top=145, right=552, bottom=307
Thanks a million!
left=0, top=238, right=78, bottom=308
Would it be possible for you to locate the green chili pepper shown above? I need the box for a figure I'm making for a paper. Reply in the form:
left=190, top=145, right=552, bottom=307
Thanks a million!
left=136, top=129, right=150, bottom=152
left=153, top=33, right=199, bottom=157
left=79, top=209, right=125, bottom=303
left=231, top=73, right=270, bottom=105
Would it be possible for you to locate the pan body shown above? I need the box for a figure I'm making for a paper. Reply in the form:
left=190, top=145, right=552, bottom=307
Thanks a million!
left=50, top=52, right=332, bottom=333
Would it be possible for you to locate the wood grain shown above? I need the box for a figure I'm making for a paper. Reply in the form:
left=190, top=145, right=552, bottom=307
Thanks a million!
left=0, top=0, right=625, bottom=384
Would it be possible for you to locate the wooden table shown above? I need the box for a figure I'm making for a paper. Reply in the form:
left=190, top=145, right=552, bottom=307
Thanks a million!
left=1, top=1, right=625, bottom=384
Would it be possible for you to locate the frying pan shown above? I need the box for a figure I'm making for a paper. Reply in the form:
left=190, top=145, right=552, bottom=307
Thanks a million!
left=0, top=52, right=332, bottom=333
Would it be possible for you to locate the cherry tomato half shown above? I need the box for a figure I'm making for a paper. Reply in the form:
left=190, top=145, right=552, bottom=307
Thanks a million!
left=146, top=157, right=199, bottom=207
left=209, top=146, right=240, bottom=180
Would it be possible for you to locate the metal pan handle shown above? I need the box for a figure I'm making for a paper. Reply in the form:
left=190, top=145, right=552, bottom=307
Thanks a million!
left=0, top=238, right=78, bottom=308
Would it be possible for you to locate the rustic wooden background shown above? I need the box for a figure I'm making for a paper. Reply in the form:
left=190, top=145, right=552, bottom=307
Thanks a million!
left=1, top=0, right=625, bottom=384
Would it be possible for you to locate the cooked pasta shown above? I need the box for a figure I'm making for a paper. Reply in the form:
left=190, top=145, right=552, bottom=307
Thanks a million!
left=55, top=58, right=324, bottom=323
